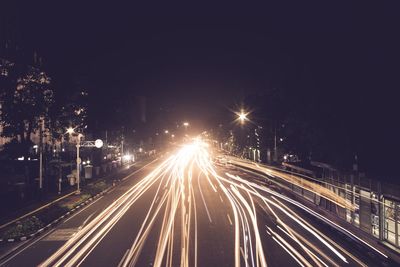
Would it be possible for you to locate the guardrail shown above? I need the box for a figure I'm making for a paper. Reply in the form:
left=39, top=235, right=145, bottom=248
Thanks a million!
left=225, top=155, right=400, bottom=253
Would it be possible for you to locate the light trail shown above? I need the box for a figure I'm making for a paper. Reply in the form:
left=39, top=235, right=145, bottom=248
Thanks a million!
left=39, top=140, right=385, bottom=266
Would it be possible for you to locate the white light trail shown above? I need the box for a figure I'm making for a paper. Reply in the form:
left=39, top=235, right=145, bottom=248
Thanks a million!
left=39, top=140, right=382, bottom=267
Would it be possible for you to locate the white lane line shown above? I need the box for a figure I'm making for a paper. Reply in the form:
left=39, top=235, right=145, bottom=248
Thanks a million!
left=78, top=213, right=95, bottom=230
left=0, top=227, right=57, bottom=265
left=64, top=196, right=104, bottom=223
left=122, top=158, right=159, bottom=181
left=1, top=159, right=160, bottom=266
left=198, top=175, right=213, bottom=223
left=107, top=187, right=117, bottom=194
left=227, top=214, right=233, bottom=225
left=240, top=246, right=245, bottom=259
left=0, top=195, right=106, bottom=265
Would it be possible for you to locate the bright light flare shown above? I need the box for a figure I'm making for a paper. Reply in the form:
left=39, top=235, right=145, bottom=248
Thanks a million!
left=66, top=127, right=75, bottom=134
left=235, top=109, right=249, bottom=124
left=123, top=154, right=133, bottom=162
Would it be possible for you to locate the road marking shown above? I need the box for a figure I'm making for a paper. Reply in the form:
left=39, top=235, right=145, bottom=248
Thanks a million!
left=64, top=196, right=104, bottom=223
left=2, top=157, right=163, bottom=265
left=0, top=191, right=78, bottom=230
left=219, top=195, right=224, bottom=203
left=78, top=213, right=95, bottom=230
left=240, top=246, right=245, bottom=259
left=43, top=228, right=77, bottom=241
left=122, top=158, right=159, bottom=181
left=198, top=176, right=212, bottom=223
left=0, top=227, right=57, bottom=265
left=227, top=214, right=233, bottom=225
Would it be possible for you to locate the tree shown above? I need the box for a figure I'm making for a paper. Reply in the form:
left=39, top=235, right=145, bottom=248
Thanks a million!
left=0, top=61, right=53, bottom=157
left=51, top=91, right=88, bottom=139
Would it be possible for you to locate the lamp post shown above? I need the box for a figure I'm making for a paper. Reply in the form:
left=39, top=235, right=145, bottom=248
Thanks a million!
left=66, top=127, right=103, bottom=194
left=76, top=133, right=82, bottom=194
left=235, top=110, right=281, bottom=163
left=235, top=110, right=262, bottom=162
left=238, top=111, right=248, bottom=125
left=183, top=122, right=189, bottom=139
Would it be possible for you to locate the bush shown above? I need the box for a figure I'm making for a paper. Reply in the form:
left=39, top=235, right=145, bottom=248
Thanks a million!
left=85, top=180, right=107, bottom=196
left=3, top=216, right=43, bottom=239
left=36, top=205, right=68, bottom=225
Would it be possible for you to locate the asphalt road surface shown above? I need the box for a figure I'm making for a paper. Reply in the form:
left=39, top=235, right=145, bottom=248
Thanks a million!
left=0, top=141, right=396, bottom=267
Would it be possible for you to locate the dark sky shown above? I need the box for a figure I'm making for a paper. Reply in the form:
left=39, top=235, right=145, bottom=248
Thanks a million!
left=5, top=2, right=397, bottom=128
left=3, top=2, right=400, bottom=172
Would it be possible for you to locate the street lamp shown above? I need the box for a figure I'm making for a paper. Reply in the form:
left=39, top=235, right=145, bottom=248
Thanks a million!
left=234, top=109, right=263, bottom=162
left=67, top=128, right=83, bottom=194
left=66, top=127, right=75, bottom=135
left=237, top=110, right=249, bottom=124
left=66, top=127, right=103, bottom=194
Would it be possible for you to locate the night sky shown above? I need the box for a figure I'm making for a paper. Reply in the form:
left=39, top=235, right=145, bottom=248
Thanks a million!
left=3, top=2, right=400, bottom=177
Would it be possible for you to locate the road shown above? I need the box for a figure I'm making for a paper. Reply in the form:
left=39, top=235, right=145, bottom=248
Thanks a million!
left=0, top=140, right=396, bottom=266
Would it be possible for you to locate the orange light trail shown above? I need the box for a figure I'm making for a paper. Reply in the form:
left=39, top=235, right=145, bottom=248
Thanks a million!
left=39, top=140, right=382, bottom=267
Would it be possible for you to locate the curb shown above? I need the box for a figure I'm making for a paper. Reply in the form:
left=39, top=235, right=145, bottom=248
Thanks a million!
left=0, top=158, right=155, bottom=245
left=0, top=188, right=111, bottom=244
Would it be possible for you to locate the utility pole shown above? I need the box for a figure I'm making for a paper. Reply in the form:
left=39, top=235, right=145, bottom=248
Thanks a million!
left=76, top=134, right=81, bottom=194
left=39, top=117, right=44, bottom=190
left=274, top=126, right=277, bottom=162
left=58, top=159, right=62, bottom=195
left=121, top=138, right=124, bottom=165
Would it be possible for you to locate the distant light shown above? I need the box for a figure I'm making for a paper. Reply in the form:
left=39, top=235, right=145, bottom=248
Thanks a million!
left=82, top=161, right=86, bottom=165
left=62, top=148, right=65, bottom=152
left=53, top=149, right=56, bottom=153
left=104, top=156, right=107, bottom=160
left=87, top=160, right=91, bottom=164
left=33, top=145, right=38, bottom=149
left=95, top=139, right=103, bottom=148
left=237, top=110, right=249, bottom=124
left=280, top=138, right=283, bottom=142
left=171, top=134, right=175, bottom=138
left=122, top=154, right=132, bottom=161
left=139, top=148, right=143, bottom=152
left=183, top=122, right=189, bottom=127
left=66, top=127, right=75, bottom=134
left=17, top=156, right=24, bottom=161
left=164, top=130, right=169, bottom=134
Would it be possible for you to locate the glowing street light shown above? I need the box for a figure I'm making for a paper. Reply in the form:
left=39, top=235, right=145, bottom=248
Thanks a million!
left=164, top=130, right=169, bottom=134
left=183, top=122, right=189, bottom=127
left=65, top=127, right=103, bottom=194
left=66, top=127, right=75, bottom=134
left=237, top=110, right=249, bottom=124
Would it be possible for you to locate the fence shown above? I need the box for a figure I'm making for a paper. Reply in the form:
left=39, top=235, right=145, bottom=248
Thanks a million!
left=282, top=161, right=400, bottom=250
